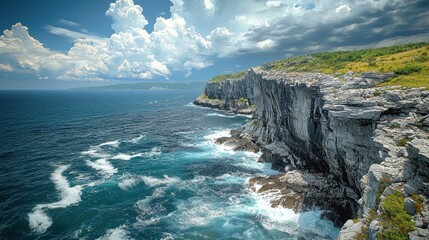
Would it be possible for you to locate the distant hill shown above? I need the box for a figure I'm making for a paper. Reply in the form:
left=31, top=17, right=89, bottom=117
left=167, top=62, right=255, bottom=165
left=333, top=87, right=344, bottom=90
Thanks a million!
left=71, top=82, right=206, bottom=91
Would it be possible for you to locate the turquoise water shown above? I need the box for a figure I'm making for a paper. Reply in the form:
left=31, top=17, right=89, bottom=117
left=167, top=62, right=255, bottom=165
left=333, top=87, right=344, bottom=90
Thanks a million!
left=0, top=90, right=339, bottom=239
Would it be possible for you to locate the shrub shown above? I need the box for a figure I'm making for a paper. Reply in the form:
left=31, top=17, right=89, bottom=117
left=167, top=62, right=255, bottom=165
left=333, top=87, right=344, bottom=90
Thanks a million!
left=415, top=54, right=429, bottom=63
left=410, top=193, right=425, bottom=214
left=378, top=191, right=415, bottom=240
left=394, top=65, right=423, bottom=75
left=376, top=175, right=391, bottom=205
left=356, top=226, right=369, bottom=240
left=396, top=138, right=410, bottom=147
left=236, top=97, right=248, bottom=103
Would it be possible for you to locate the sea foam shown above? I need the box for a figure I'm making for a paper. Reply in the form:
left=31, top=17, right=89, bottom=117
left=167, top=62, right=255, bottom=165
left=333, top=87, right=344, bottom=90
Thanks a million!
left=97, top=225, right=130, bottom=240
left=28, top=165, right=82, bottom=234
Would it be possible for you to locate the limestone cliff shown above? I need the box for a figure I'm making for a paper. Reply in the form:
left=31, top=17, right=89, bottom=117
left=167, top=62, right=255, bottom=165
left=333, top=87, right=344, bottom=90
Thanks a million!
left=194, top=68, right=429, bottom=239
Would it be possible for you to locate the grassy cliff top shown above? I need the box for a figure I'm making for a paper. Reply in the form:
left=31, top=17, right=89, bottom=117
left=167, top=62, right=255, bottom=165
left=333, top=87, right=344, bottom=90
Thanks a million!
left=210, top=42, right=429, bottom=88
left=209, top=71, right=246, bottom=83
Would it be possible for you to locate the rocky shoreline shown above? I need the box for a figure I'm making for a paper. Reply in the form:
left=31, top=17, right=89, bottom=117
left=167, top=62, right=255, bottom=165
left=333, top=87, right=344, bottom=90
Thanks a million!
left=194, top=68, right=429, bottom=239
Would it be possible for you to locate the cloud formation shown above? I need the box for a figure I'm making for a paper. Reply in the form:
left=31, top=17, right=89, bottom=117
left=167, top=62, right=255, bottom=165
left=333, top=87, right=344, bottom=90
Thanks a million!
left=0, top=0, right=428, bottom=81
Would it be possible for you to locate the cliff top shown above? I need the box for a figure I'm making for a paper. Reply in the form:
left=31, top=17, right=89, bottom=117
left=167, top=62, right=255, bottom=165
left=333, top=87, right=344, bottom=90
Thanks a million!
left=210, top=42, right=429, bottom=89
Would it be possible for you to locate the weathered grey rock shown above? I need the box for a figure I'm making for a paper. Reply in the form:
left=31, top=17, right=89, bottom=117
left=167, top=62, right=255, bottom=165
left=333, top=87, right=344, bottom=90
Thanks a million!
left=214, top=135, right=260, bottom=153
left=409, top=228, right=429, bottom=240
left=248, top=170, right=351, bottom=224
left=405, top=197, right=417, bottom=215
left=337, top=219, right=364, bottom=240
left=194, top=68, right=429, bottom=239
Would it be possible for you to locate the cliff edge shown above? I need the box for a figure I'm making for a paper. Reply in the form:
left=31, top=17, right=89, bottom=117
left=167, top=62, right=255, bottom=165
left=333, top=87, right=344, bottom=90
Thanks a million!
left=194, top=67, right=429, bottom=239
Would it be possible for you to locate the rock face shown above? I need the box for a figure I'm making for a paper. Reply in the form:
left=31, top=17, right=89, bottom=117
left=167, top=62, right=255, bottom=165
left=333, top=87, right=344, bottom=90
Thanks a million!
left=194, top=78, right=256, bottom=114
left=195, top=68, right=429, bottom=239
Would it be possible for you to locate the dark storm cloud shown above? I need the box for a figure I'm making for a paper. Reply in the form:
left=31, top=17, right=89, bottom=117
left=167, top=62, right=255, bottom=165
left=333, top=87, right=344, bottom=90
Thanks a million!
left=243, top=0, right=429, bottom=56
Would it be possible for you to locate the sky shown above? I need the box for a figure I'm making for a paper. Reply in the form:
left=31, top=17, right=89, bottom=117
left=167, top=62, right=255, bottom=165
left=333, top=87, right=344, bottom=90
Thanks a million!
left=0, top=0, right=428, bottom=89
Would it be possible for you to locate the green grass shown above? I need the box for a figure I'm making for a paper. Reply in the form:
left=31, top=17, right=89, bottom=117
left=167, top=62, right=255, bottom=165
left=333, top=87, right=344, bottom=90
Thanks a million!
left=235, top=97, right=248, bottom=103
left=260, top=42, right=429, bottom=89
left=209, top=71, right=246, bottom=83
left=208, top=42, right=429, bottom=88
left=396, top=138, right=410, bottom=147
left=378, top=191, right=415, bottom=240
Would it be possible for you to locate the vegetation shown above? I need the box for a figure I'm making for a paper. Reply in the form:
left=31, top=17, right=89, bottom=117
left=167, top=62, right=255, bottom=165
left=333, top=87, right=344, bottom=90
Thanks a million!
left=356, top=226, right=369, bottom=240
left=235, top=97, right=249, bottom=103
left=394, top=65, right=423, bottom=75
left=200, top=93, right=209, bottom=99
left=378, top=191, right=415, bottom=240
left=376, top=175, right=391, bottom=205
left=396, top=137, right=410, bottom=147
left=410, top=193, right=425, bottom=214
left=208, top=42, right=429, bottom=88
left=199, top=93, right=221, bottom=103
left=209, top=71, right=246, bottom=82
left=259, top=42, right=429, bottom=89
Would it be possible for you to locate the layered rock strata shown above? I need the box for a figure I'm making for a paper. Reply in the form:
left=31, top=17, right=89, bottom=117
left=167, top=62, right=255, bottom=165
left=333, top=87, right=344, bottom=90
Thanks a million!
left=194, top=68, right=429, bottom=239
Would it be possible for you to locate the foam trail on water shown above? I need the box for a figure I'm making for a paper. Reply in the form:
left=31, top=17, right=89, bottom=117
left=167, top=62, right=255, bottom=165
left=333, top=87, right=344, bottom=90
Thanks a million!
left=141, top=175, right=180, bottom=187
left=143, top=147, right=162, bottom=157
left=128, top=135, right=144, bottom=144
left=203, top=129, right=231, bottom=142
left=205, top=113, right=237, bottom=118
left=28, top=165, right=82, bottom=234
left=81, top=148, right=111, bottom=159
left=118, top=174, right=180, bottom=190
left=99, top=140, right=120, bottom=148
left=118, top=174, right=140, bottom=190
left=111, top=153, right=143, bottom=161
left=85, top=159, right=117, bottom=177
left=97, top=225, right=130, bottom=240
left=28, top=208, right=52, bottom=234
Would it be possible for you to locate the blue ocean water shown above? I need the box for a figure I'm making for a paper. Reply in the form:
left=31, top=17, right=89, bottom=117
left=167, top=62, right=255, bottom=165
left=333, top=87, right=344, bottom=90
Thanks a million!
left=0, top=90, right=339, bottom=239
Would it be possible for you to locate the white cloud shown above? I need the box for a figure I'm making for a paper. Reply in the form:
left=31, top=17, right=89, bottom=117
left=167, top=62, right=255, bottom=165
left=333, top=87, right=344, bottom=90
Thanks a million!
left=256, top=39, right=276, bottom=50
left=0, top=23, right=70, bottom=74
left=106, top=0, right=148, bottom=33
left=59, top=19, right=79, bottom=27
left=0, top=0, right=426, bottom=82
left=0, top=63, right=13, bottom=72
left=335, top=4, right=351, bottom=14
left=45, top=26, right=100, bottom=40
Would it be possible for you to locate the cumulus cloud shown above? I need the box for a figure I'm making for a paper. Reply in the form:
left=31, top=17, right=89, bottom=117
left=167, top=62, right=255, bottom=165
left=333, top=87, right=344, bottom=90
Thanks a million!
left=0, top=0, right=428, bottom=81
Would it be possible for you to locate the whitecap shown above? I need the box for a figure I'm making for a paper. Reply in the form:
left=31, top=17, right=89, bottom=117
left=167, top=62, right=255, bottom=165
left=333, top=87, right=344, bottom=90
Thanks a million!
left=85, top=159, right=117, bottom=176
left=128, top=135, right=144, bottom=144
left=28, top=208, right=52, bottom=234
left=203, top=129, right=231, bottom=142
left=175, top=198, right=225, bottom=228
left=161, top=233, right=175, bottom=240
left=111, top=153, right=143, bottom=161
left=205, top=113, right=237, bottom=118
left=118, top=175, right=140, bottom=191
left=81, top=148, right=111, bottom=159
left=28, top=165, right=82, bottom=234
left=140, top=175, right=180, bottom=187
left=143, top=147, right=162, bottom=157
left=97, top=225, right=131, bottom=240
left=99, top=140, right=120, bottom=148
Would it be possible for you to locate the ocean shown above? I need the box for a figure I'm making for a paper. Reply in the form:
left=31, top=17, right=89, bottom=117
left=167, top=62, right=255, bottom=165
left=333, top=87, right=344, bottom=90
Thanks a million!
left=0, top=90, right=339, bottom=239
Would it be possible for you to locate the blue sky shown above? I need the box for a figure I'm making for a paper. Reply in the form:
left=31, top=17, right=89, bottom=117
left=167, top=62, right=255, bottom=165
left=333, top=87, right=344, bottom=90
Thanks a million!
left=0, top=0, right=428, bottom=89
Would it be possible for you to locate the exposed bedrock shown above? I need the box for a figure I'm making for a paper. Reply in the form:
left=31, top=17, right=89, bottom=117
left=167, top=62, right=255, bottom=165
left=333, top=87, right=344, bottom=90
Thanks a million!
left=195, top=68, right=429, bottom=238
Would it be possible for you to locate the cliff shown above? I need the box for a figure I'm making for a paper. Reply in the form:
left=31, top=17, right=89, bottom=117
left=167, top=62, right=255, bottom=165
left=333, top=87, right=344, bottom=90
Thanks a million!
left=194, top=68, right=429, bottom=239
